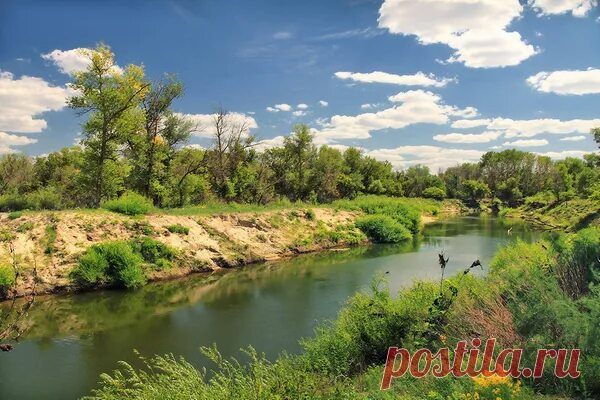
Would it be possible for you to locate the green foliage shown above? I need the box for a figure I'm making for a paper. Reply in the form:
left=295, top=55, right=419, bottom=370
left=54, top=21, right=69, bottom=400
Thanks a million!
left=0, top=264, right=15, bottom=296
left=422, top=186, right=446, bottom=200
left=7, top=211, right=23, bottom=220
left=102, top=191, right=153, bottom=215
left=167, top=223, right=189, bottom=235
left=70, top=241, right=146, bottom=289
left=130, top=236, right=177, bottom=269
left=16, top=221, right=34, bottom=233
left=44, top=223, right=57, bottom=255
left=305, top=209, right=316, bottom=220
left=355, top=214, right=412, bottom=243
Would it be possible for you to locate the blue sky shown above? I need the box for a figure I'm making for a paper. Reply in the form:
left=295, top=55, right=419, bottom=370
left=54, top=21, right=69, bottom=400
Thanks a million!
left=0, top=0, right=599, bottom=170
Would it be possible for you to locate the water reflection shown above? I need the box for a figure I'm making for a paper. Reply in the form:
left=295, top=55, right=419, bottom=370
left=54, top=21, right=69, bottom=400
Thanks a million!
left=0, top=216, right=540, bottom=399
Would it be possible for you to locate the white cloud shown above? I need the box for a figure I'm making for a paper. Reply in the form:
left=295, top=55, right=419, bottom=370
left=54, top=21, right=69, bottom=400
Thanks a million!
left=334, top=71, right=453, bottom=87
left=0, top=70, right=71, bottom=133
left=560, top=135, right=587, bottom=141
left=378, top=0, right=537, bottom=68
left=367, top=145, right=484, bottom=171
left=273, top=31, right=293, bottom=40
left=41, top=48, right=123, bottom=75
left=433, top=131, right=502, bottom=143
left=319, top=100, right=328, bottom=107
left=503, top=138, right=549, bottom=147
left=314, top=90, right=477, bottom=143
left=529, top=0, right=597, bottom=17
left=254, top=135, right=285, bottom=151
left=527, top=68, right=600, bottom=95
left=176, top=112, right=257, bottom=138
left=361, top=103, right=381, bottom=110
left=488, top=118, right=600, bottom=138
left=536, top=150, right=589, bottom=159
left=0, top=131, right=37, bottom=146
left=451, top=119, right=492, bottom=129
left=292, top=110, right=307, bottom=117
left=266, top=103, right=292, bottom=112
left=297, top=103, right=308, bottom=109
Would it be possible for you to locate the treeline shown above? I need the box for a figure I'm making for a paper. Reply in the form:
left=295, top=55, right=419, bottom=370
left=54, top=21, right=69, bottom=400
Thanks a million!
left=0, top=44, right=598, bottom=212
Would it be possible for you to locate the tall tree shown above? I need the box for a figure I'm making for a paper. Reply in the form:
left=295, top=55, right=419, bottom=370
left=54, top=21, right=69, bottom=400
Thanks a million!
left=68, top=44, right=149, bottom=206
left=283, top=124, right=315, bottom=201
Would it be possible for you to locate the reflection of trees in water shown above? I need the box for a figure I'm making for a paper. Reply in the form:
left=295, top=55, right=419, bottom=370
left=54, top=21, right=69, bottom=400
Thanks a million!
left=6, top=242, right=420, bottom=341
left=424, top=216, right=540, bottom=242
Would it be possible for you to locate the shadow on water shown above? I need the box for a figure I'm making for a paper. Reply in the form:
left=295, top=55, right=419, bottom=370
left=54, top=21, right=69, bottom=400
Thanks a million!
left=0, top=216, right=540, bottom=399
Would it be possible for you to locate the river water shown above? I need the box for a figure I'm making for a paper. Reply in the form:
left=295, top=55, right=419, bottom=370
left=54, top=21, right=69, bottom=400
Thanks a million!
left=0, top=216, right=540, bottom=399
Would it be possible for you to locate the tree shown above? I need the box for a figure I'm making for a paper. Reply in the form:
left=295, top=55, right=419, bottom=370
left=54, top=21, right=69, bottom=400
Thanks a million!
left=68, top=44, right=149, bottom=206
left=206, top=108, right=255, bottom=200
left=0, top=154, right=33, bottom=195
left=283, top=124, right=316, bottom=201
left=460, top=179, right=490, bottom=206
left=127, top=76, right=185, bottom=202
left=592, top=127, right=600, bottom=148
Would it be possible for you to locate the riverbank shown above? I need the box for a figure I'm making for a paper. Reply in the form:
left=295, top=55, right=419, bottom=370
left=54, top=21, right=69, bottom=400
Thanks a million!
left=0, top=197, right=464, bottom=298
left=501, top=197, right=600, bottom=231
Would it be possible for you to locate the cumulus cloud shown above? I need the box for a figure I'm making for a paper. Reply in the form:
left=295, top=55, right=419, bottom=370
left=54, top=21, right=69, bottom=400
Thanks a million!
left=313, top=90, right=477, bottom=143
left=489, top=118, right=600, bottom=138
left=266, top=103, right=292, bottom=112
left=527, top=68, right=600, bottom=95
left=536, top=150, right=589, bottom=159
left=42, top=48, right=123, bottom=75
left=433, top=131, right=502, bottom=143
left=378, top=0, right=537, bottom=68
left=451, top=119, right=492, bottom=129
left=503, top=138, right=549, bottom=147
left=529, top=0, right=597, bottom=17
left=452, top=117, right=600, bottom=138
left=254, top=135, right=285, bottom=151
left=560, top=135, right=587, bottom=141
left=367, top=145, right=484, bottom=171
left=297, top=103, right=308, bottom=109
left=293, top=110, right=307, bottom=117
left=176, top=112, right=257, bottom=138
left=334, top=71, right=453, bottom=87
left=0, top=70, right=71, bottom=134
left=319, top=100, right=328, bottom=107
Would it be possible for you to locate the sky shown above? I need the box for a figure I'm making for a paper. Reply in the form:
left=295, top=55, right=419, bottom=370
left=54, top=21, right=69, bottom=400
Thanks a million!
left=0, top=0, right=599, bottom=171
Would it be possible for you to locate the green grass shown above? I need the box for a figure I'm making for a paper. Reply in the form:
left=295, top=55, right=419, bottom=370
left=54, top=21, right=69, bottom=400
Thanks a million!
left=167, top=224, right=190, bottom=235
left=44, top=223, right=57, bottom=254
left=102, top=191, right=154, bottom=216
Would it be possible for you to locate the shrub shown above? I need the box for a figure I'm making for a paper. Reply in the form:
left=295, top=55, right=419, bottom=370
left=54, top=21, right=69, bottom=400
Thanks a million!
left=422, top=186, right=446, bottom=200
left=44, top=224, right=57, bottom=254
left=305, top=209, right=316, bottom=220
left=26, top=188, right=63, bottom=210
left=355, top=215, right=412, bottom=243
left=70, top=241, right=146, bottom=289
left=0, top=194, right=29, bottom=212
left=524, top=191, right=556, bottom=209
left=167, top=224, right=189, bottom=235
left=102, top=191, right=153, bottom=216
left=8, top=211, right=23, bottom=220
left=0, top=264, right=15, bottom=296
left=130, top=236, right=177, bottom=268
left=16, top=221, right=34, bottom=232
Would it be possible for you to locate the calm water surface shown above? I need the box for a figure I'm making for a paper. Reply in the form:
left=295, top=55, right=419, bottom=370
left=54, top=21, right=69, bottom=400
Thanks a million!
left=0, top=216, right=540, bottom=399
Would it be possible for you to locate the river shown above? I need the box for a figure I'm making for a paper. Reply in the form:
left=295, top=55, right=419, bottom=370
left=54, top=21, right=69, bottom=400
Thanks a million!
left=0, top=216, right=540, bottom=399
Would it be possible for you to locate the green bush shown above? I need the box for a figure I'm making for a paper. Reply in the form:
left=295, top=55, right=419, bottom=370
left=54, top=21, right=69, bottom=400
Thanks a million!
left=422, top=186, right=446, bottom=200
left=130, top=236, right=177, bottom=268
left=0, top=194, right=29, bottom=212
left=44, top=224, right=57, bottom=254
left=524, top=191, right=556, bottom=208
left=16, top=221, right=34, bottom=232
left=102, top=191, right=153, bottom=216
left=355, top=215, right=412, bottom=243
left=305, top=209, right=316, bottom=220
left=70, top=241, right=146, bottom=289
left=167, top=224, right=189, bottom=235
left=8, top=211, right=23, bottom=220
left=0, top=264, right=15, bottom=296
